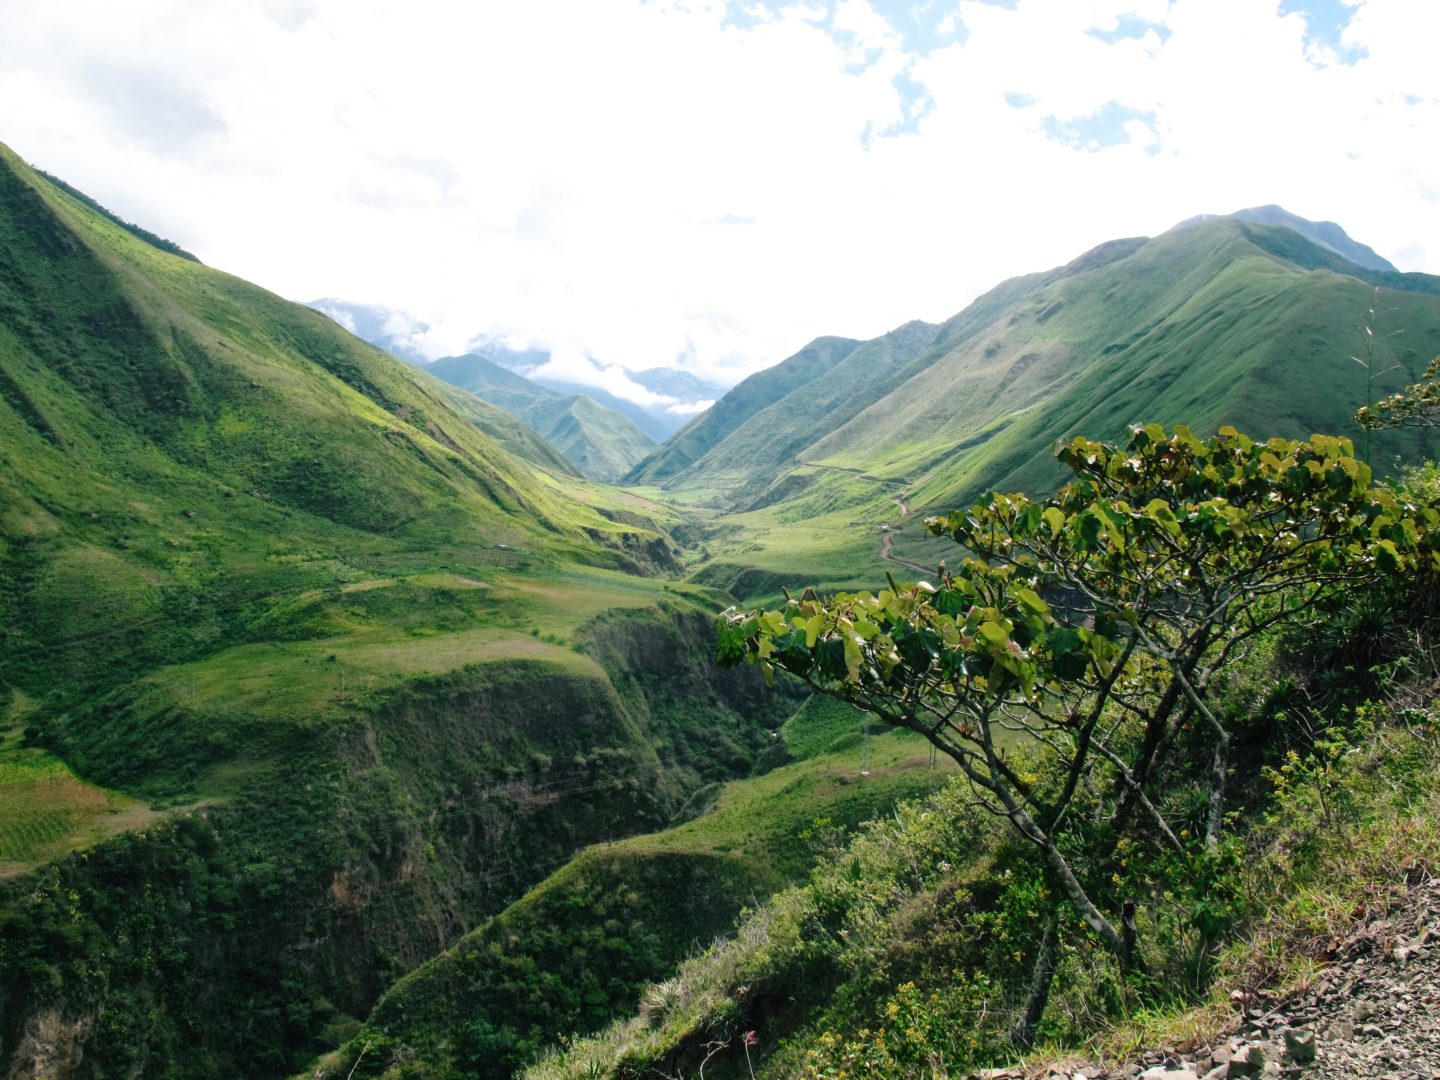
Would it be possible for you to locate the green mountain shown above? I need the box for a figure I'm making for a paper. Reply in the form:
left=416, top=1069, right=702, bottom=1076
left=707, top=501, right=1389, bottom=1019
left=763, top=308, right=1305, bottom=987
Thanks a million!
left=0, top=142, right=781, bottom=1077
left=625, top=334, right=866, bottom=488
left=663, top=216, right=1440, bottom=602
left=1171, top=203, right=1397, bottom=272
left=630, top=320, right=941, bottom=505
left=428, top=353, right=656, bottom=481
left=423, top=376, right=582, bottom=477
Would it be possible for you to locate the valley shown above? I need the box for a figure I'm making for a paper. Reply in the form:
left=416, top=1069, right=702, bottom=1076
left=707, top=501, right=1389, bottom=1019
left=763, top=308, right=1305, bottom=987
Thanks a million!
left=5, top=136, right=1440, bottom=1080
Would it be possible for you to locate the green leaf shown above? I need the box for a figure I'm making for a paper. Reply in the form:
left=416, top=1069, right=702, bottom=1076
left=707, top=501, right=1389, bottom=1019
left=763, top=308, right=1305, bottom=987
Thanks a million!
left=1043, top=506, right=1065, bottom=539
left=978, top=621, right=1009, bottom=646
left=804, top=615, right=825, bottom=648
left=1013, top=587, right=1047, bottom=616
left=843, top=634, right=862, bottom=683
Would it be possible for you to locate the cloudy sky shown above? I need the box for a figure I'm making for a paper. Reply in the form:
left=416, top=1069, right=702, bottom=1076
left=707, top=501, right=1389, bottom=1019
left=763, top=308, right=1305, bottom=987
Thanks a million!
left=2, top=0, right=1436, bottom=397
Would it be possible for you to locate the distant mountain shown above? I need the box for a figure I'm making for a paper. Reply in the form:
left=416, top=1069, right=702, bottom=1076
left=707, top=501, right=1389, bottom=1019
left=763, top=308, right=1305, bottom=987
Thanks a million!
left=654, top=211, right=1440, bottom=598
left=628, top=366, right=726, bottom=403
left=473, top=347, right=706, bottom=441
left=1170, top=204, right=1397, bottom=273
left=427, top=353, right=656, bottom=481
left=517, top=373, right=680, bottom=443
left=424, top=377, right=582, bottom=477
left=625, top=323, right=940, bottom=491
left=306, top=304, right=718, bottom=440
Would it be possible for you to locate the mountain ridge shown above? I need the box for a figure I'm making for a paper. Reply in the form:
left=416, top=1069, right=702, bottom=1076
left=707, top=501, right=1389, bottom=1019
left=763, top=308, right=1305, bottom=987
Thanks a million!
left=0, top=140, right=786, bottom=1078
left=1171, top=203, right=1397, bottom=273
left=660, top=210, right=1440, bottom=602
left=426, top=352, right=656, bottom=481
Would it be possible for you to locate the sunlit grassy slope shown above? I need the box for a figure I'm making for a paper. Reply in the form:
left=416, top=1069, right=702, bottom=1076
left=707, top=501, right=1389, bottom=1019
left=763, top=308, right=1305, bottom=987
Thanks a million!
left=664, top=222, right=1440, bottom=605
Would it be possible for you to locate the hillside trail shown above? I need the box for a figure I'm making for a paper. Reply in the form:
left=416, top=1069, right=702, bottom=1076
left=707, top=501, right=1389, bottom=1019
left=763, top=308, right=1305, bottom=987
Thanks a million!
left=989, top=874, right=1440, bottom=1080
left=879, top=496, right=931, bottom=576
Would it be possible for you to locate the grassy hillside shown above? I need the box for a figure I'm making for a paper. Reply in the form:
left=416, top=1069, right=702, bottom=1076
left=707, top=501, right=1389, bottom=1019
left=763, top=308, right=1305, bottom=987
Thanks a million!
left=625, top=335, right=865, bottom=488
left=668, top=221, right=1440, bottom=604
left=524, top=394, right=657, bottom=482
left=423, top=377, right=581, bottom=477
left=654, top=321, right=941, bottom=507
left=428, top=353, right=656, bottom=481
left=0, top=143, right=785, bottom=1078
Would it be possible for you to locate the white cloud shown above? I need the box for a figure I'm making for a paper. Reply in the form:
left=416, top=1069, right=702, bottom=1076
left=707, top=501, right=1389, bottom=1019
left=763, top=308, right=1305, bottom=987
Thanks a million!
left=315, top=304, right=356, bottom=334
left=528, top=348, right=684, bottom=410
left=667, top=398, right=717, bottom=415
left=1, top=0, right=1436, bottom=388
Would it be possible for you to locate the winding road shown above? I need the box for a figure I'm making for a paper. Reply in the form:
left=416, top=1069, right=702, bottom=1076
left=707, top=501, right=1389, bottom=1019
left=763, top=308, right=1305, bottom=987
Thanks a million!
left=878, top=496, right=932, bottom=575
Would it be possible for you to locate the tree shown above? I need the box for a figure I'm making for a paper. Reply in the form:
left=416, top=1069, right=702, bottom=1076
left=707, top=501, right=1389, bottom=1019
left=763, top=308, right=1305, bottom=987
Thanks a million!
left=1357, top=355, right=1440, bottom=428
left=718, top=424, right=1436, bottom=1042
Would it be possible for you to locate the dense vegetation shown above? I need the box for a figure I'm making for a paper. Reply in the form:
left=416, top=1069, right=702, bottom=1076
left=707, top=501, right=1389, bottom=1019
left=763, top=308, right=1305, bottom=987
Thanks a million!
left=32, top=166, right=201, bottom=262
left=529, top=450, right=1440, bottom=1080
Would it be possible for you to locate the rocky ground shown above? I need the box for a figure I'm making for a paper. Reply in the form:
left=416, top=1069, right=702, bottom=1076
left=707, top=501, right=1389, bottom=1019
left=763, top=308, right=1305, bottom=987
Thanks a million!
left=982, top=874, right=1440, bottom=1080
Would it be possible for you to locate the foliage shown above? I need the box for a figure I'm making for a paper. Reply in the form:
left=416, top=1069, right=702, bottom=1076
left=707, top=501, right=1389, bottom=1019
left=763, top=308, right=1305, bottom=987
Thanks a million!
left=1357, top=355, right=1440, bottom=429
left=529, top=640, right=1440, bottom=1080
left=522, top=778, right=1018, bottom=1080
left=319, top=712, right=950, bottom=1080
left=719, top=425, right=1437, bottom=1015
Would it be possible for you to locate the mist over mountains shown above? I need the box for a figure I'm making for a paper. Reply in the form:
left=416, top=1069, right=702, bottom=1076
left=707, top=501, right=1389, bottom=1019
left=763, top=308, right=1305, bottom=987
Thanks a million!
left=307, top=299, right=725, bottom=440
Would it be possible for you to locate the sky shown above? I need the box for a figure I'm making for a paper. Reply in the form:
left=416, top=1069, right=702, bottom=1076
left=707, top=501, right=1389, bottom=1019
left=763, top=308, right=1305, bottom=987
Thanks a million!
left=1, top=0, right=1437, bottom=401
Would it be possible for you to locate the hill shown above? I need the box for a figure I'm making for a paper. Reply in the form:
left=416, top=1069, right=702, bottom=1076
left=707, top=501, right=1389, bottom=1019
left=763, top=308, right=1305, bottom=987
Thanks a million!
left=0, top=142, right=781, bottom=1077
left=1171, top=204, right=1397, bottom=272
left=665, top=215, right=1440, bottom=602
left=308, top=697, right=956, bottom=1080
left=427, top=353, right=656, bottom=481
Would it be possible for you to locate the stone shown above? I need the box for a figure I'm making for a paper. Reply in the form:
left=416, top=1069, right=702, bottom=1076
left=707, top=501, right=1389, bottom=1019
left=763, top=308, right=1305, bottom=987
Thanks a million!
left=1281, top=1027, right=1317, bottom=1066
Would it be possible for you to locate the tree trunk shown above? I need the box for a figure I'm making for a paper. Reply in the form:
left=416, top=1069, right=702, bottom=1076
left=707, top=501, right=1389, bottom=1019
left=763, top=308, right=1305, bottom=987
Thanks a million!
left=1010, top=916, right=1059, bottom=1048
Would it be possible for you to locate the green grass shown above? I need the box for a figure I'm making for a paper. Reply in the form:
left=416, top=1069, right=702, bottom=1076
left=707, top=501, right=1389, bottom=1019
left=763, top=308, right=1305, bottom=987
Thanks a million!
left=804, top=227, right=1440, bottom=510
left=642, top=220, right=1440, bottom=606
left=0, top=740, right=154, bottom=875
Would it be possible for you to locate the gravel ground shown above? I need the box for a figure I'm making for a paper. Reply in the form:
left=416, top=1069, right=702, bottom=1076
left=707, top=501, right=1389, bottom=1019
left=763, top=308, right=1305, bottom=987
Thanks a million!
left=977, top=875, right=1440, bottom=1080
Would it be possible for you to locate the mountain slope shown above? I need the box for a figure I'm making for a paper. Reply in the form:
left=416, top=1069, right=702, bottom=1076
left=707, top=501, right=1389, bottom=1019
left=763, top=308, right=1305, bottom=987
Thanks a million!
left=809, top=220, right=1440, bottom=505
left=625, top=335, right=865, bottom=487
left=666, top=214, right=1440, bottom=603
left=1172, top=204, right=1397, bottom=272
left=524, top=393, right=657, bottom=481
left=422, top=376, right=582, bottom=476
left=0, top=142, right=775, bottom=1078
left=427, top=353, right=657, bottom=481
left=642, top=320, right=941, bottom=507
